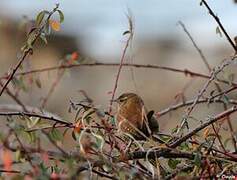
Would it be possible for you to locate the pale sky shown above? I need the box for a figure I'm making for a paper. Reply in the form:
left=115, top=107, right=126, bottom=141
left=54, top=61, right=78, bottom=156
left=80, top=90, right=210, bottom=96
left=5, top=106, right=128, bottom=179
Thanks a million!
left=1, top=0, right=237, bottom=58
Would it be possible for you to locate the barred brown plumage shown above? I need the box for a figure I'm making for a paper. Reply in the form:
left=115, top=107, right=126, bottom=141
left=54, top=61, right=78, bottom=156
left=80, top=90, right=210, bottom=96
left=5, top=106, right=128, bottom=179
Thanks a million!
left=114, top=93, right=159, bottom=140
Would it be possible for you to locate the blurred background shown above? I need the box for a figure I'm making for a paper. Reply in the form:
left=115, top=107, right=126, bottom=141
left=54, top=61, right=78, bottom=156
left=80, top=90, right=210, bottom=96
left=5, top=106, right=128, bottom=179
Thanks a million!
left=0, top=0, right=237, bottom=135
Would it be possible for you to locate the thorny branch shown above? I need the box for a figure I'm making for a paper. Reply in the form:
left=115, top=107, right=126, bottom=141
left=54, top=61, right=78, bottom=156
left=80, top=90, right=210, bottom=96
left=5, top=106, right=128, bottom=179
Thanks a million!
left=180, top=57, right=237, bottom=132
left=179, top=21, right=237, bottom=151
left=1, top=1, right=237, bottom=179
left=171, top=105, right=237, bottom=148
left=126, top=106, right=237, bottom=164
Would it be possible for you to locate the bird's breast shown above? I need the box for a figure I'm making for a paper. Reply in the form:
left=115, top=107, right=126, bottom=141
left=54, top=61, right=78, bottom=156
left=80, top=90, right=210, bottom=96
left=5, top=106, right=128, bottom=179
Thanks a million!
left=116, top=99, right=144, bottom=128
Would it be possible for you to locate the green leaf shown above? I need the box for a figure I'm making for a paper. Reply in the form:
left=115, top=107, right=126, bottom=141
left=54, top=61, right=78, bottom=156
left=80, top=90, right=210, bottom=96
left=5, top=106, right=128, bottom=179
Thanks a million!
left=39, top=162, right=49, bottom=175
left=44, top=21, right=51, bottom=35
left=36, top=11, right=47, bottom=27
left=216, top=26, right=222, bottom=37
left=15, top=149, right=21, bottom=162
left=179, top=142, right=190, bottom=151
left=26, top=117, right=40, bottom=129
left=72, top=131, right=77, bottom=141
left=21, top=131, right=36, bottom=143
left=194, top=152, right=202, bottom=167
left=92, top=133, right=104, bottom=151
left=49, top=129, right=63, bottom=142
left=102, top=164, right=112, bottom=173
left=40, top=33, right=48, bottom=45
left=158, top=135, right=172, bottom=143
left=171, top=126, right=179, bottom=134
left=27, top=28, right=38, bottom=48
left=168, top=159, right=181, bottom=169
left=29, top=132, right=37, bottom=143
left=110, top=116, right=116, bottom=126
left=223, top=95, right=230, bottom=104
left=57, top=10, right=64, bottom=23
left=63, top=128, right=70, bottom=137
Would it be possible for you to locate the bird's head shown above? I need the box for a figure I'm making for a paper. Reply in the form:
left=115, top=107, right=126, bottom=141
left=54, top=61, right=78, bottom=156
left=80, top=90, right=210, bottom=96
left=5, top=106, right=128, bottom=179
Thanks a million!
left=114, top=93, right=139, bottom=105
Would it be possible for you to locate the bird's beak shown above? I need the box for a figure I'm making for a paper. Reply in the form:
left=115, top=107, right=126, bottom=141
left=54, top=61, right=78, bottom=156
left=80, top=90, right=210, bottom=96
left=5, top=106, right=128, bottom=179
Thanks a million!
left=110, top=99, right=118, bottom=103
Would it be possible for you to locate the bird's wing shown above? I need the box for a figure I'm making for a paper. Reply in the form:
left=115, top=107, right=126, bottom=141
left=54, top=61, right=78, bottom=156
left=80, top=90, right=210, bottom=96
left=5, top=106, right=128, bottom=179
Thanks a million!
left=147, top=110, right=154, bottom=120
left=147, top=110, right=159, bottom=133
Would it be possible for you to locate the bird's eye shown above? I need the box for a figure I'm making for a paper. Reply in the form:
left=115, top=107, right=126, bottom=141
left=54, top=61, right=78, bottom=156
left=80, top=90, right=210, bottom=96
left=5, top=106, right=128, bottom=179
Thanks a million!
left=119, top=97, right=127, bottom=102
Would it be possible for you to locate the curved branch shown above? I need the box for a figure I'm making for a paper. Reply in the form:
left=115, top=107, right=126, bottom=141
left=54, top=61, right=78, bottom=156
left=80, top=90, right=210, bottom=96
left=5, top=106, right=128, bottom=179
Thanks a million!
left=0, top=63, right=235, bottom=86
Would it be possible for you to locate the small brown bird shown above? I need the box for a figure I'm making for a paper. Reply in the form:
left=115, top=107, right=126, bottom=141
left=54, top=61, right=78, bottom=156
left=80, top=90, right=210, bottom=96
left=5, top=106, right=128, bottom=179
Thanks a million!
left=114, top=93, right=159, bottom=140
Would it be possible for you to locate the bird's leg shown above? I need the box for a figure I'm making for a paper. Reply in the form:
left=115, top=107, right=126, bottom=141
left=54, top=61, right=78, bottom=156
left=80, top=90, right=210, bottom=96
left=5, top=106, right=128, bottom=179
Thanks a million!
left=142, top=106, right=152, bottom=136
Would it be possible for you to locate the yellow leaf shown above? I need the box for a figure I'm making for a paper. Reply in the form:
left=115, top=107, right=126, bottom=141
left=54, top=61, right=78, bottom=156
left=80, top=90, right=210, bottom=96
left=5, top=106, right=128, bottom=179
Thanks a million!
left=203, top=127, right=210, bottom=138
left=49, top=20, right=60, bottom=31
left=192, top=143, right=199, bottom=150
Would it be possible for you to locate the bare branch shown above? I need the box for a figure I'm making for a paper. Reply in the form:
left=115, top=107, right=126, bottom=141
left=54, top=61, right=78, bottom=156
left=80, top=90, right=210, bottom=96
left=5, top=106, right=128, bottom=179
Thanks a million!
left=201, top=0, right=237, bottom=52
left=0, top=6, right=60, bottom=97
left=170, top=105, right=237, bottom=148
left=108, top=15, right=134, bottom=112
left=0, top=62, right=236, bottom=86
left=0, top=111, right=72, bottom=126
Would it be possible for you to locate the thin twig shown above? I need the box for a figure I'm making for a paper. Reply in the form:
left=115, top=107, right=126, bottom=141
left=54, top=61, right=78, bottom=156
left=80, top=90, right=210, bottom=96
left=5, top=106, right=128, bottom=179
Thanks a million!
left=0, top=6, right=59, bottom=97
left=40, top=63, right=65, bottom=109
left=42, top=129, right=68, bottom=156
left=211, top=123, right=226, bottom=152
left=108, top=15, right=134, bottom=112
left=158, top=98, right=237, bottom=117
left=0, top=169, right=21, bottom=174
left=12, top=129, right=35, bottom=168
left=0, top=81, right=27, bottom=111
left=1, top=62, right=235, bottom=87
left=179, top=21, right=211, bottom=71
left=92, top=169, right=118, bottom=180
left=0, top=111, right=72, bottom=126
left=201, top=0, right=237, bottom=52
left=0, top=51, right=30, bottom=97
